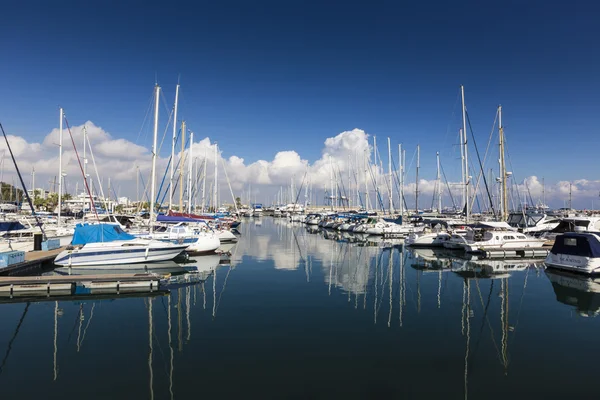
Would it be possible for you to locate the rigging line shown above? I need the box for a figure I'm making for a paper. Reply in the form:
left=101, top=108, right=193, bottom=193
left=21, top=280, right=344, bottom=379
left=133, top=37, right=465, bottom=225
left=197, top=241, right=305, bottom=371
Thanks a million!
left=442, top=89, right=462, bottom=156
left=0, top=302, right=30, bottom=376
left=63, top=116, right=99, bottom=221
left=469, top=110, right=499, bottom=213
left=390, top=156, right=409, bottom=212
left=366, top=158, right=386, bottom=211
left=465, top=110, right=497, bottom=219
left=439, top=159, right=458, bottom=209
left=134, top=92, right=155, bottom=146
left=0, top=124, right=46, bottom=239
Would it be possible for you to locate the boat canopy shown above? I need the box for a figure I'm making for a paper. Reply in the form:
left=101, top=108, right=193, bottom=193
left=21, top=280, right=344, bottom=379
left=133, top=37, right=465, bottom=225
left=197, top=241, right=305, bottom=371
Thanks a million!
left=0, top=221, right=26, bottom=232
left=157, top=215, right=207, bottom=224
left=473, top=221, right=513, bottom=230
left=72, top=223, right=135, bottom=245
left=550, top=233, right=600, bottom=258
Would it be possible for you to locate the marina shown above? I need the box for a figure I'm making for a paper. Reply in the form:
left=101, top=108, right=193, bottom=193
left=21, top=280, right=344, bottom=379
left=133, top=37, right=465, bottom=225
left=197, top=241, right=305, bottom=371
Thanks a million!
left=1, top=2, right=598, bottom=398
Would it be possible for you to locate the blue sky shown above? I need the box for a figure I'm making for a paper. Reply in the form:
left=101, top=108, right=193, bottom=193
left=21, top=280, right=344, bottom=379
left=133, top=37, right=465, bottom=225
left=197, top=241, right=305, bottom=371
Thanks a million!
left=0, top=0, right=599, bottom=204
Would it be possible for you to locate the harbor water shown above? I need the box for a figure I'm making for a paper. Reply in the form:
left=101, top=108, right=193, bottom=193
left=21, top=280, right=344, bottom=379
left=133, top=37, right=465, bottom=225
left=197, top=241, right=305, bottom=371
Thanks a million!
left=1, top=217, right=599, bottom=399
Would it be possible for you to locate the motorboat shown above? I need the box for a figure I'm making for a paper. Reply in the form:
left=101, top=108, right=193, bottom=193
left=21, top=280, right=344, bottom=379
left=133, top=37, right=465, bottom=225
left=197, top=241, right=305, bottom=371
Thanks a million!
left=542, top=216, right=600, bottom=240
left=406, top=231, right=452, bottom=247
left=460, top=222, right=545, bottom=252
left=545, top=232, right=600, bottom=274
left=253, top=203, right=263, bottom=217
left=507, top=211, right=560, bottom=235
left=54, top=224, right=188, bottom=267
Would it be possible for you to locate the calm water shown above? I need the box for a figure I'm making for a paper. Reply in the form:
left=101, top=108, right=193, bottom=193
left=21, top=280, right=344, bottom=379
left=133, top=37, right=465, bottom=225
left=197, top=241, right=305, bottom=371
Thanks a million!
left=1, top=218, right=599, bottom=399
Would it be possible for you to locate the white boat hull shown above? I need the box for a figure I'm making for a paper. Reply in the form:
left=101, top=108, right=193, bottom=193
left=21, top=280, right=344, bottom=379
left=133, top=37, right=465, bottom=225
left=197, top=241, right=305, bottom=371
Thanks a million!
left=186, top=234, right=221, bottom=254
left=546, top=253, right=600, bottom=274
left=54, top=244, right=187, bottom=267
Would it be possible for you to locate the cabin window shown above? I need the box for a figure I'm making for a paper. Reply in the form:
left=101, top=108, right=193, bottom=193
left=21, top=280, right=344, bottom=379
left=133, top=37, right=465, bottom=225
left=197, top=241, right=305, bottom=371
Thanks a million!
left=564, top=238, right=577, bottom=246
left=517, top=235, right=526, bottom=239
left=496, top=236, right=499, bottom=240
left=503, top=236, right=515, bottom=240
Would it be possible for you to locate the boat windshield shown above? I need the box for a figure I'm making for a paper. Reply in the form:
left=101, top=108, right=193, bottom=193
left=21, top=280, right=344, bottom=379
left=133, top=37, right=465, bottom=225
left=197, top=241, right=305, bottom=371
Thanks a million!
left=508, top=213, right=544, bottom=228
left=551, top=220, right=590, bottom=233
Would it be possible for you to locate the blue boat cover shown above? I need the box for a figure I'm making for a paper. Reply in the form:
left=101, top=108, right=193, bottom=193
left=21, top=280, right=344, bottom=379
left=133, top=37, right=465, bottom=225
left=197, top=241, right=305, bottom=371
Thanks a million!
left=0, top=221, right=26, bottom=232
left=157, top=215, right=197, bottom=223
left=551, top=232, right=600, bottom=258
left=71, top=223, right=135, bottom=245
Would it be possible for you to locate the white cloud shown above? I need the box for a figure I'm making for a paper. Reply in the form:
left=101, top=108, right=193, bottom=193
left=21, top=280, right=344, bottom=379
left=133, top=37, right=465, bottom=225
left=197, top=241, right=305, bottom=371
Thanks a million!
left=0, top=123, right=596, bottom=209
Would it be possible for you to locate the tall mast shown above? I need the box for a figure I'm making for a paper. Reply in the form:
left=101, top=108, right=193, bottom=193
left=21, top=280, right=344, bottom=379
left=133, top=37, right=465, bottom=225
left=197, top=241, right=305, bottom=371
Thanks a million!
left=201, top=152, right=207, bottom=212
left=461, top=85, right=470, bottom=223
left=415, top=144, right=420, bottom=214
left=83, top=126, right=87, bottom=196
left=169, top=84, right=180, bottom=211
left=498, top=105, right=508, bottom=221
left=364, top=149, right=369, bottom=211
left=58, top=107, right=63, bottom=227
left=213, top=143, right=218, bottom=211
left=436, top=151, right=442, bottom=213
left=542, top=177, right=545, bottom=207
left=187, top=131, right=193, bottom=213
left=329, top=155, right=334, bottom=211
left=373, top=135, right=378, bottom=212
left=31, top=167, right=35, bottom=201
left=388, top=137, right=393, bottom=215
left=400, top=144, right=404, bottom=222
left=136, top=165, right=139, bottom=204
left=179, top=121, right=186, bottom=212
left=149, top=84, right=160, bottom=234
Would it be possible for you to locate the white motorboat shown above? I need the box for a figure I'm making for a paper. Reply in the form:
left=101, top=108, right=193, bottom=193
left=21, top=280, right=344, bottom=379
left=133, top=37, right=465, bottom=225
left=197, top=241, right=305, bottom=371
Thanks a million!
left=507, top=212, right=560, bottom=234
left=406, top=231, right=452, bottom=247
left=459, top=222, right=545, bottom=253
left=54, top=224, right=187, bottom=267
left=186, top=232, right=221, bottom=254
left=545, top=232, right=600, bottom=275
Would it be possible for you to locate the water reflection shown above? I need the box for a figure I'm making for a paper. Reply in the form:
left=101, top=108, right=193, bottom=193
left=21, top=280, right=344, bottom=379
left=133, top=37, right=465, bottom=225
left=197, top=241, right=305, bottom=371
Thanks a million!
left=546, top=269, right=600, bottom=317
left=1, top=218, right=600, bottom=398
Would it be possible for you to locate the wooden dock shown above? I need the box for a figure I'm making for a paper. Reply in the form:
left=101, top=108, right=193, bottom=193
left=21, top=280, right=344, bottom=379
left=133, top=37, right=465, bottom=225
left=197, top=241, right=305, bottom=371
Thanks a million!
left=0, top=272, right=163, bottom=297
left=0, top=247, right=64, bottom=276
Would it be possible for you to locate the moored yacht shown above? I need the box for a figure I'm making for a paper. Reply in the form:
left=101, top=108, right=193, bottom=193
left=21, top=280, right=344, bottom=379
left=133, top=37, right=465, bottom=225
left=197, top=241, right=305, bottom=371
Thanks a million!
left=545, top=232, right=600, bottom=275
left=461, top=222, right=545, bottom=252
left=54, top=224, right=187, bottom=267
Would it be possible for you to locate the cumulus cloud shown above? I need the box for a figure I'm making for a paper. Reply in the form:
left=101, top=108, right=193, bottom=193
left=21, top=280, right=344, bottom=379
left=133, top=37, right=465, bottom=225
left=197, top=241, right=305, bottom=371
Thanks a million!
left=0, top=123, right=595, bottom=209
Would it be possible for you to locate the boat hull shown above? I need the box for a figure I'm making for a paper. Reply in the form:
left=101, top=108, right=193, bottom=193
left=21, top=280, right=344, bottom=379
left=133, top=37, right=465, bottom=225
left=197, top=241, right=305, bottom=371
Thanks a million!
left=54, top=245, right=188, bottom=267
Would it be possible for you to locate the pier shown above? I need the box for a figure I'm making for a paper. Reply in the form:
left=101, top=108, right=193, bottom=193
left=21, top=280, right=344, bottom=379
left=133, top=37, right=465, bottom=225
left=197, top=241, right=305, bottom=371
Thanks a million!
left=0, top=247, right=64, bottom=276
left=0, top=273, right=163, bottom=298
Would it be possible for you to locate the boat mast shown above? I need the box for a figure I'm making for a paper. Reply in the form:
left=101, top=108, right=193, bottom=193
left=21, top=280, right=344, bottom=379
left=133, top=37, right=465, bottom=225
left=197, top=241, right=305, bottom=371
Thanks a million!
left=388, top=137, right=393, bottom=215
left=364, top=149, right=369, bottom=211
left=373, top=135, right=378, bottom=212
left=499, top=105, right=508, bottom=221
left=329, top=155, right=334, bottom=211
left=213, top=142, right=218, bottom=211
left=201, top=153, right=207, bottom=212
left=400, top=143, right=404, bottom=222
left=187, top=131, right=193, bottom=213
left=436, top=151, right=442, bottom=213
left=149, top=84, right=160, bottom=234
left=415, top=144, right=420, bottom=215
left=169, top=84, right=180, bottom=211
left=461, top=85, right=470, bottom=223
left=83, top=126, right=87, bottom=197
left=58, top=107, right=63, bottom=228
left=179, top=121, right=186, bottom=212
